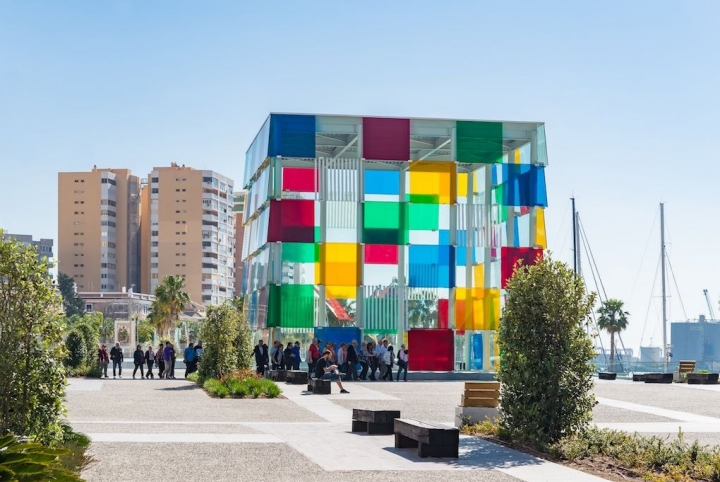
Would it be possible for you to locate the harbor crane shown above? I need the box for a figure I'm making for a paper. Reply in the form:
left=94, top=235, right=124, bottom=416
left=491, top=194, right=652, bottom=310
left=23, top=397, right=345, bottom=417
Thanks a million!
left=704, top=289, right=717, bottom=321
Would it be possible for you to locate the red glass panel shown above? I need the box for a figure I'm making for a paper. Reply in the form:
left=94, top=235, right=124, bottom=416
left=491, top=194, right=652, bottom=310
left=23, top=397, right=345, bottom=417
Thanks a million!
left=268, top=199, right=315, bottom=243
left=282, top=167, right=317, bottom=193
left=362, top=117, right=410, bottom=161
left=408, top=329, right=454, bottom=371
left=501, top=247, right=543, bottom=288
left=437, top=299, right=449, bottom=329
left=363, top=244, right=398, bottom=265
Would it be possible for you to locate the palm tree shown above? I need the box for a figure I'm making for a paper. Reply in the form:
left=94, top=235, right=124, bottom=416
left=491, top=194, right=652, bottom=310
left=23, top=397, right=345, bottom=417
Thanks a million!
left=597, top=299, right=629, bottom=371
left=151, top=275, right=190, bottom=339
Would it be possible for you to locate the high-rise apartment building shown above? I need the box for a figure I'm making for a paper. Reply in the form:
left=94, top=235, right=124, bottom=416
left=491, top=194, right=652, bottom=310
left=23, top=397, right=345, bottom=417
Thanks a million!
left=58, top=167, right=141, bottom=292
left=233, top=191, right=246, bottom=296
left=2, top=233, right=54, bottom=264
left=140, top=163, right=235, bottom=305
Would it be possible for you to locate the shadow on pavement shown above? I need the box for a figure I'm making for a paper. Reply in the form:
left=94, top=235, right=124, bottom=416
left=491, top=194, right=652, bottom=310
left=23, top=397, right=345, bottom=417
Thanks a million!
left=155, top=384, right=202, bottom=391
left=383, top=436, right=544, bottom=469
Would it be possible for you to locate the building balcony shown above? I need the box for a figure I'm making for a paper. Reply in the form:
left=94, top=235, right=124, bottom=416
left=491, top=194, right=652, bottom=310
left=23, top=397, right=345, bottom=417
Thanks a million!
left=202, top=213, right=219, bottom=223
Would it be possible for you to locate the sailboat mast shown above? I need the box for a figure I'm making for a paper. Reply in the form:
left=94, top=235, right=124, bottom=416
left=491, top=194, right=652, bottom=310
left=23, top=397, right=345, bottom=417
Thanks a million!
left=571, top=197, right=578, bottom=275
left=660, top=202, right=668, bottom=366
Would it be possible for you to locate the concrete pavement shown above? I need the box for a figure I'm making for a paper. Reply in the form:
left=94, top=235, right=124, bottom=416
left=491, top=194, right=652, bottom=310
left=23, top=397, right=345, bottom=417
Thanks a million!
left=67, top=376, right=720, bottom=481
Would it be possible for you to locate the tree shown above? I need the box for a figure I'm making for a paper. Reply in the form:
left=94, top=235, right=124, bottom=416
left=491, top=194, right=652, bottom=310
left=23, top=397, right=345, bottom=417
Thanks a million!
left=64, top=331, right=86, bottom=369
left=99, top=315, right=114, bottom=343
left=57, top=272, right=85, bottom=317
left=597, top=299, right=629, bottom=371
left=136, top=320, right=154, bottom=344
left=0, top=231, right=67, bottom=444
left=198, top=305, right=240, bottom=380
left=151, top=275, right=190, bottom=338
left=229, top=300, right=252, bottom=371
left=497, top=256, right=596, bottom=448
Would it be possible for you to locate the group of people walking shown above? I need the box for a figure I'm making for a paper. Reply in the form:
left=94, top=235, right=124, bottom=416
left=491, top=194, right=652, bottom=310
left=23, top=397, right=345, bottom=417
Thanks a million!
left=252, top=338, right=409, bottom=382
left=97, top=341, right=204, bottom=380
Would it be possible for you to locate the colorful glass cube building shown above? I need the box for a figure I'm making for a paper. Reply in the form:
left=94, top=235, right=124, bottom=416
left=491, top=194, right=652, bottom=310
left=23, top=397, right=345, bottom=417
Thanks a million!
left=241, top=114, right=548, bottom=371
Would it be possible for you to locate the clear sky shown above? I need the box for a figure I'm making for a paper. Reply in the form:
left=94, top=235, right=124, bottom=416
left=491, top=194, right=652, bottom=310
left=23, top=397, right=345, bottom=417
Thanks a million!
left=1, top=1, right=719, bottom=354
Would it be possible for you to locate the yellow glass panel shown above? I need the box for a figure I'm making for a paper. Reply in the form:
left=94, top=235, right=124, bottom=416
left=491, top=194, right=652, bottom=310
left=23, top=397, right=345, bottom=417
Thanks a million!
left=513, top=150, right=521, bottom=164
left=322, top=262, right=360, bottom=286
left=455, top=287, right=500, bottom=330
left=322, top=243, right=359, bottom=263
left=409, top=161, right=456, bottom=204
left=458, top=173, right=468, bottom=197
left=535, top=208, right=546, bottom=249
left=472, top=263, right=484, bottom=288
left=326, top=285, right=357, bottom=299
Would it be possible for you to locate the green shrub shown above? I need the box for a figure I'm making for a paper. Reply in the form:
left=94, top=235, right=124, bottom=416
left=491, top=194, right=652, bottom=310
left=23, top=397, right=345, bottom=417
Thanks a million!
left=256, top=378, right=280, bottom=398
left=57, top=423, right=93, bottom=475
left=225, top=378, right=250, bottom=398
left=74, top=322, right=99, bottom=367
left=186, top=372, right=199, bottom=382
left=203, top=378, right=229, bottom=398
left=199, top=305, right=240, bottom=380
left=0, top=233, right=68, bottom=445
left=64, top=331, right=86, bottom=369
left=498, top=256, right=596, bottom=448
left=0, top=433, right=83, bottom=481
left=697, top=369, right=710, bottom=374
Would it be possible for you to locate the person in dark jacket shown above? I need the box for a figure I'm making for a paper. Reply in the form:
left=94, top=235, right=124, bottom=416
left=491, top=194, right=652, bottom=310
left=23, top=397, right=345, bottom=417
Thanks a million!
left=292, top=341, right=301, bottom=371
left=132, top=344, right=145, bottom=379
left=110, top=342, right=124, bottom=379
left=98, top=344, right=109, bottom=378
left=347, top=340, right=359, bottom=381
left=156, top=343, right=165, bottom=379
left=283, top=342, right=294, bottom=371
left=253, top=340, right=269, bottom=375
left=145, top=345, right=156, bottom=379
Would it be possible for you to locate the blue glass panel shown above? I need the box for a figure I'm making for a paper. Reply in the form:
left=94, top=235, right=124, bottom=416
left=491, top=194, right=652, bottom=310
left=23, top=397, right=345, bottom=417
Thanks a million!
left=500, top=164, right=548, bottom=207
left=364, top=170, right=400, bottom=195
left=268, top=114, right=316, bottom=158
left=456, top=246, right=477, bottom=266
left=408, top=245, right=455, bottom=288
left=513, top=216, right=520, bottom=247
left=439, top=229, right=450, bottom=245
left=313, top=327, right=362, bottom=356
left=530, top=166, right=548, bottom=207
left=472, top=333, right=483, bottom=370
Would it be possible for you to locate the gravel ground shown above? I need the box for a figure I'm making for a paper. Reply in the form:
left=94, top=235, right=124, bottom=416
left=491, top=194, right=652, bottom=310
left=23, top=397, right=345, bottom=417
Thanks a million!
left=81, top=443, right=520, bottom=482
left=71, top=422, right=263, bottom=434
left=67, top=379, right=325, bottom=423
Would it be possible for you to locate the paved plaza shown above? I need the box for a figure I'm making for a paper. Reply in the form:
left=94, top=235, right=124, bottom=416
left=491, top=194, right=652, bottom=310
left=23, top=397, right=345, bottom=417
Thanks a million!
left=66, top=377, right=720, bottom=481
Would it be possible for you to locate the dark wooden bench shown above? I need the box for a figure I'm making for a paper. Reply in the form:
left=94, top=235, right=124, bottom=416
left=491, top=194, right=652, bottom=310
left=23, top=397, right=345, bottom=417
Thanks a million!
left=644, top=373, right=673, bottom=384
left=632, top=374, right=646, bottom=382
left=598, top=372, right=617, bottom=380
left=394, top=419, right=459, bottom=458
left=286, top=370, right=308, bottom=385
left=352, top=409, right=400, bottom=435
left=268, top=370, right=287, bottom=382
left=307, top=377, right=331, bottom=394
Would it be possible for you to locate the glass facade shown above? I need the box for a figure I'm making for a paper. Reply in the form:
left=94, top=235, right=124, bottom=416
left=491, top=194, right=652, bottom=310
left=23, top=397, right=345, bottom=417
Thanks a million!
left=241, top=114, right=548, bottom=371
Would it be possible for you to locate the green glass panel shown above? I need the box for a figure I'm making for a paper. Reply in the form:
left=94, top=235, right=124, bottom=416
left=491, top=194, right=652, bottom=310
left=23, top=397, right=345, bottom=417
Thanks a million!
left=364, top=201, right=402, bottom=229
left=408, top=193, right=439, bottom=204
left=279, top=284, right=315, bottom=328
left=315, top=226, right=321, bottom=241
left=456, top=121, right=503, bottom=164
left=493, top=184, right=504, bottom=205
left=363, top=228, right=408, bottom=245
left=281, top=243, right=318, bottom=263
left=408, top=203, right=439, bottom=230
left=267, top=285, right=281, bottom=327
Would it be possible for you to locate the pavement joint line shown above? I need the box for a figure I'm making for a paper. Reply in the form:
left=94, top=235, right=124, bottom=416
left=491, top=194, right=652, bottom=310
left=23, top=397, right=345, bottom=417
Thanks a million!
left=596, top=396, right=720, bottom=423
left=85, top=433, right=284, bottom=443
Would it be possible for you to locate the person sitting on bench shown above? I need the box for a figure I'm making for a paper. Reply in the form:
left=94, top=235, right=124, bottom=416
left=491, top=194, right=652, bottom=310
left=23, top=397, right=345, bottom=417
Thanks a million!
left=315, top=350, right=349, bottom=394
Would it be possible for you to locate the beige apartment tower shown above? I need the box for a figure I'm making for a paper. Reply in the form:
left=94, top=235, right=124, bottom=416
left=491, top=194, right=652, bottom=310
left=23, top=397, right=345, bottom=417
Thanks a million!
left=58, top=168, right=141, bottom=292
left=140, top=164, right=235, bottom=305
